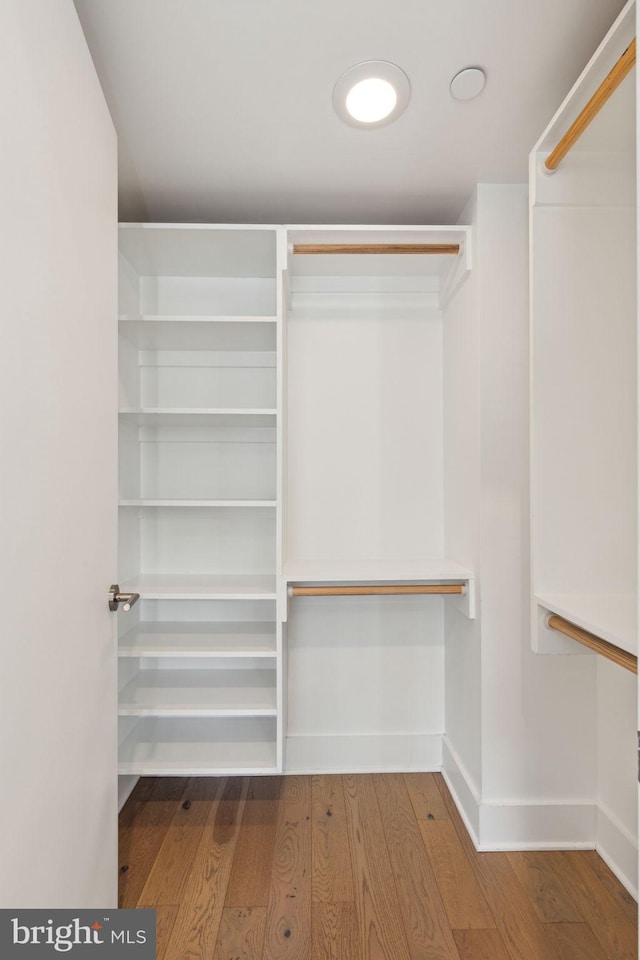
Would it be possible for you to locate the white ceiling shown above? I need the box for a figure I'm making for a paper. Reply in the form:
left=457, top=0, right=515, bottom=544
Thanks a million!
left=73, top=0, right=629, bottom=225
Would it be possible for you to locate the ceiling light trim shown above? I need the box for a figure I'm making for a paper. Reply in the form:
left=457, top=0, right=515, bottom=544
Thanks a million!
left=333, top=60, right=411, bottom=128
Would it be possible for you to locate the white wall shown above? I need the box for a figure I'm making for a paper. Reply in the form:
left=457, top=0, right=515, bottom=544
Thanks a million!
left=286, top=595, right=444, bottom=772
left=286, top=279, right=444, bottom=562
left=0, top=0, right=118, bottom=906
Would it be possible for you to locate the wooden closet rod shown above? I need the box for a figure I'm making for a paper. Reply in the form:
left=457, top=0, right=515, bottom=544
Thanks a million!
left=291, top=243, right=460, bottom=255
left=289, top=583, right=465, bottom=598
left=547, top=614, right=637, bottom=674
left=545, top=38, right=636, bottom=172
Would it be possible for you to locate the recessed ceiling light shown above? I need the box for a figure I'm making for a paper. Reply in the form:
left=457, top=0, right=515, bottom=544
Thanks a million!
left=450, top=67, right=486, bottom=101
left=346, top=78, right=397, bottom=123
left=333, top=61, right=411, bottom=128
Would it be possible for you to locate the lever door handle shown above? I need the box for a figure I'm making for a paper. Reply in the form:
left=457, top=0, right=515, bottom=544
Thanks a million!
left=108, top=584, right=140, bottom=612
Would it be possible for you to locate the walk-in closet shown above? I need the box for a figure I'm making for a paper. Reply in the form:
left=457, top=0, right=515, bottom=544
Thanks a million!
left=1, top=0, right=639, bottom=958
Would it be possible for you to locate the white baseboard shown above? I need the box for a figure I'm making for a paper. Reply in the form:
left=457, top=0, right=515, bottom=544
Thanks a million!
left=284, top=733, right=442, bottom=774
left=118, top=775, right=139, bottom=812
left=441, top=736, right=640, bottom=897
left=443, top=736, right=597, bottom=850
left=478, top=802, right=596, bottom=850
left=441, top=737, right=482, bottom=842
left=596, top=802, right=638, bottom=899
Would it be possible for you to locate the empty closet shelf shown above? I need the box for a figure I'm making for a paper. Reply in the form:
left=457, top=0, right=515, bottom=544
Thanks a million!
left=119, top=408, right=277, bottom=428
left=118, top=717, right=278, bottom=775
left=118, top=621, right=277, bottom=658
left=118, top=499, right=277, bottom=508
left=118, top=669, right=278, bottom=717
left=118, top=318, right=277, bottom=352
left=119, top=574, right=278, bottom=600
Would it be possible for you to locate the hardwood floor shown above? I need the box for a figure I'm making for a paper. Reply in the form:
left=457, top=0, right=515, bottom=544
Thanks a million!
left=119, top=774, right=638, bottom=960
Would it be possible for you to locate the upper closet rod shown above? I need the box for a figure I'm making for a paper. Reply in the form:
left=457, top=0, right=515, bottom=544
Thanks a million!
left=545, top=37, right=636, bottom=171
left=547, top=614, right=637, bottom=674
left=290, top=243, right=460, bottom=255
left=289, top=583, right=465, bottom=598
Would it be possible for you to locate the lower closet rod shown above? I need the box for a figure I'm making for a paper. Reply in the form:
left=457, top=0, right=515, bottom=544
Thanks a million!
left=289, top=583, right=465, bottom=598
left=547, top=614, right=637, bottom=674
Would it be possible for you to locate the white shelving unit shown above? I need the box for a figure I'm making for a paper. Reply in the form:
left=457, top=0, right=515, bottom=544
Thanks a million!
left=528, top=0, right=638, bottom=899
left=281, top=225, right=478, bottom=776
left=117, top=224, right=283, bottom=776
left=530, top=4, right=637, bottom=659
left=118, top=223, right=476, bottom=782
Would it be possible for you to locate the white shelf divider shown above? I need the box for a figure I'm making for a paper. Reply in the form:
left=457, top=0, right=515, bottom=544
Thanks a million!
left=118, top=668, right=278, bottom=717
left=118, top=717, right=278, bottom=775
left=118, top=622, right=277, bottom=658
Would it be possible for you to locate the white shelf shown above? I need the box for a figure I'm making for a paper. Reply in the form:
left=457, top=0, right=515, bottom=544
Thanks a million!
left=118, top=668, right=277, bottom=717
left=119, top=317, right=277, bottom=351
left=119, top=621, right=277, bottom=658
left=124, top=315, right=277, bottom=323
left=119, top=408, right=277, bottom=428
left=121, top=574, right=278, bottom=600
left=118, top=717, right=278, bottom=775
left=283, top=558, right=473, bottom=584
left=119, top=499, right=277, bottom=508
left=536, top=592, right=637, bottom=656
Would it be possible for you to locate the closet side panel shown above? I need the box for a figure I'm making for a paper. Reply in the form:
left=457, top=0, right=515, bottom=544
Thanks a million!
left=478, top=185, right=597, bottom=805
left=443, top=189, right=483, bottom=799
left=597, top=658, right=638, bottom=892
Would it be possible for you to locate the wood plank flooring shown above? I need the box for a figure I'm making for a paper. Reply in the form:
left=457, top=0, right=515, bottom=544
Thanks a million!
left=119, top=774, right=637, bottom=960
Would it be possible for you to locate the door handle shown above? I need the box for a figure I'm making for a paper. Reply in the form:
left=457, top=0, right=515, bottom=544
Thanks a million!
left=108, top=584, right=140, bottom=612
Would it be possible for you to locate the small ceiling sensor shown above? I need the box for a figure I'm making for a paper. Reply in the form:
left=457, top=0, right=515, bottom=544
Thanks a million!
left=450, top=67, right=486, bottom=101
left=334, top=61, right=411, bottom=128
